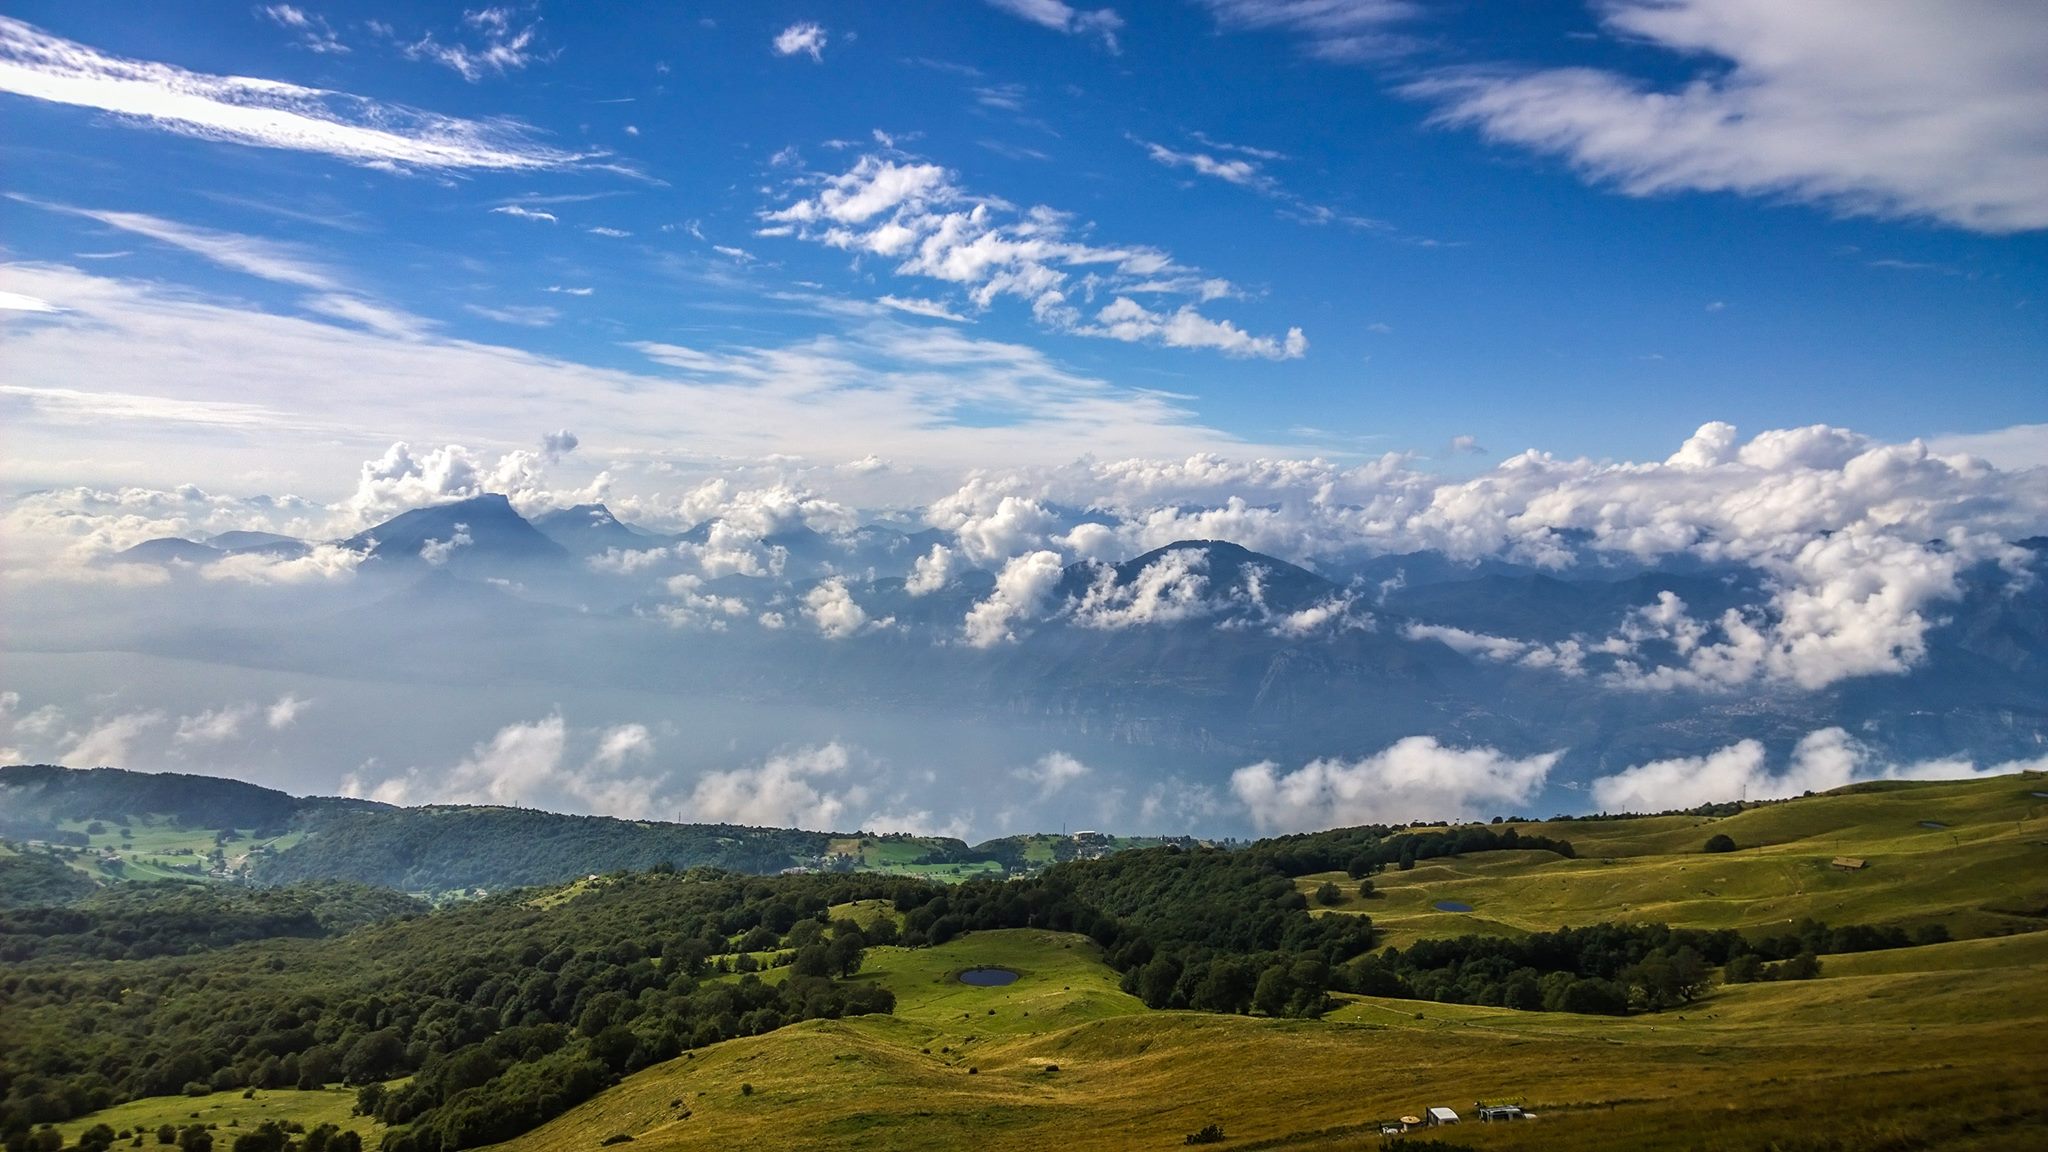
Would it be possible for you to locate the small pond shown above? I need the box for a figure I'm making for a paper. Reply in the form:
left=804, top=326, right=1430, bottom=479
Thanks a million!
left=958, top=968, right=1020, bottom=987
left=1433, top=900, right=1474, bottom=913
left=1919, top=820, right=1949, bottom=830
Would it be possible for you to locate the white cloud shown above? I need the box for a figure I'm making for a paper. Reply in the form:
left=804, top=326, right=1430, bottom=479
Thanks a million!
left=18, top=198, right=339, bottom=289
left=1071, top=548, right=1214, bottom=629
left=1137, top=139, right=1273, bottom=191
left=687, top=742, right=860, bottom=829
left=1590, top=727, right=2048, bottom=811
left=61, top=710, right=165, bottom=768
left=1929, top=424, right=2048, bottom=472
left=419, top=523, right=473, bottom=566
left=266, top=694, right=309, bottom=729
left=963, top=549, right=1066, bottom=647
left=0, top=290, right=61, bottom=312
left=879, top=294, right=971, bottom=322
left=2, top=261, right=1248, bottom=496
left=402, top=8, right=543, bottom=82
left=803, top=577, right=870, bottom=639
left=982, top=0, right=1123, bottom=51
left=492, top=205, right=557, bottom=223
left=0, top=16, right=589, bottom=171
left=1408, top=0, right=2048, bottom=234
left=1018, top=750, right=1089, bottom=797
left=905, top=542, right=961, bottom=596
left=261, top=5, right=347, bottom=55
left=1078, top=296, right=1307, bottom=360
left=174, top=704, right=255, bottom=745
left=772, top=22, right=828, bottom=62
left=343, top=714, right=668, bottom=818
left=1232, top=736, right=1562, bottom=831
left=202, top=543, right=367, bottom=584
left=1198, top=0, right=1417, bottom=61
left=761, top=152, right=1307, bottom=358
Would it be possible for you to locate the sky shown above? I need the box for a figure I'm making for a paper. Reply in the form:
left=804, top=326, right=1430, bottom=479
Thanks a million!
left=2, top=2, right=2046, bottom=834
left=2, top=0, right=2043, bottom=507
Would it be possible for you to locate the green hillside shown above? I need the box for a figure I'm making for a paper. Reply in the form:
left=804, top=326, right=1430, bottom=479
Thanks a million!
left=0, top=767, right=1165, bottom=896
left=1299, top=774, right=2048, bottom=949
left=21, top=772, right=2048, bottom=1152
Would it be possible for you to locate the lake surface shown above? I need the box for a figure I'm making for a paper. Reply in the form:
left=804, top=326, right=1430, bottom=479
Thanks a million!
left=958, top=968, right=1020, bottom=986
left=1433, top=900, right=1474, bottom=913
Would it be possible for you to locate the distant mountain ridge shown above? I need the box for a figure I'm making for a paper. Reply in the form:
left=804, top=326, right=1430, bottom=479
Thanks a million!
left=83, top=494, right=2048, bottom=778
left=0, top=765, right=1141, bottom=893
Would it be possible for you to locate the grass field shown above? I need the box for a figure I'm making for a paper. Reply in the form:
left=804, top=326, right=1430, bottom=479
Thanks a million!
left=498, top=923, right=2048, bottom=1152
left=54, top=1087, right=384, bottom=1146
left=1303, top=773, right=2048, bottom=950
left=489, top=775, right=2048, bottom=1152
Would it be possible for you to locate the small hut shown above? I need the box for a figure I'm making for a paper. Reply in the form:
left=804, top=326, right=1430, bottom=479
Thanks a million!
left=1426, top=1106, right=1461, bottom=1126
left=1831, top=856, right=1868, bottom=871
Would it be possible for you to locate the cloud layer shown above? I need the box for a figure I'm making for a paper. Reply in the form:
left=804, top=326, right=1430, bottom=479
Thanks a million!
left=0, top=16, right=589, bottom=172
left=1410, top=0, right=2048, bottom=233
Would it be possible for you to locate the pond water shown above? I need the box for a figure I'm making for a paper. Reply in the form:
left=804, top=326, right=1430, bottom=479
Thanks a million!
left=1919, top=820, right=1950, bottom=829
left=959, top=968, right=1020, bottom=987
left=1433, top=900, right=1474, bottom=913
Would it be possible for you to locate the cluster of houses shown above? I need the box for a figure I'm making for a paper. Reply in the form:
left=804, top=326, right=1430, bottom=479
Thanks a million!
left=1379, top=1103, right=1533, bottom=1134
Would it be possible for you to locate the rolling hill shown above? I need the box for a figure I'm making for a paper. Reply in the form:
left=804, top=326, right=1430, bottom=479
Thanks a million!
left=15, top=772, right=2047, bottom=1152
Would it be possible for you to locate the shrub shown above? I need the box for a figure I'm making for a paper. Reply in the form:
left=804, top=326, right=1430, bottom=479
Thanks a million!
left=1185, top=1124, right=1226, bottom=1145
left=599, top=1137, right=633, bottom=1146
left=1703, top=834, right=1737, bottom=853
left=1314, top=881, right=1344, bottom=906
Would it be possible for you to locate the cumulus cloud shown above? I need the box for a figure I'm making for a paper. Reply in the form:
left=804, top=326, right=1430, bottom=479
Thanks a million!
left=61, top=710, right=165, bottom=768
left=1018, top=750, right=1089, bottom=798
left=1590, top=727, right=2048, bottom=811
left=342, top=714, right=667, bottom=818
left=1071, top=549, right=1214, bottom=629
left=1232, top=737, right=1563, bottom=831
left=963, top=550, right=1066, bottom=647
left=772, top=23, right=828, bottom=62
left=760, top=151, right=1306, bottom=357
left=1408, top=0, right=2048, bottom=234
left=0, top=16, right=590, bottom=171
left=340, top=441, right=557, bottom=527
left=803, top=577, right=870, bottom=638
left=687, top=742, right=861, bottom=829
left=905, top=542, right=961, bottom=596
left=174, top=704, right=254, bottom=745
left=1078, top=297, right=1307, bottom=360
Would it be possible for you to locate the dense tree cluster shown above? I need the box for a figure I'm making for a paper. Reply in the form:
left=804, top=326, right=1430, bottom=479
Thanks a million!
left=249, top=809, right=837, bottom=891
left=0, top=882, right=426, bottom=963
left=1350, top=917, right=1926, bottom=1014
left=1241, top=823, right=1576, bottom=880
left=0, top=871, right=902, bottom=1152
left=0, top=853, right=97, bottom=910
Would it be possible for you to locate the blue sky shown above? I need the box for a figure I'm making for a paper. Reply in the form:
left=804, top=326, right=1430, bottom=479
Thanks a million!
left=3, top=1, right=2047, bottom=829
left=2, top=0, right=2043, bottom=501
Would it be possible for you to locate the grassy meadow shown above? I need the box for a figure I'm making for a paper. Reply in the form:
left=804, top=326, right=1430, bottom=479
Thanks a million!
left=491, top=774, right=2048, bottom=1152
left=53, top=1088, right=382, bottom=1146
